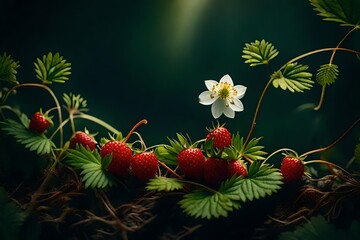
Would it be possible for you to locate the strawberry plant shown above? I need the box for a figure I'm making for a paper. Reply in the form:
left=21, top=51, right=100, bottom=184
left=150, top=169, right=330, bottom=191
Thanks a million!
left=1, top=0, right=360, bottom=239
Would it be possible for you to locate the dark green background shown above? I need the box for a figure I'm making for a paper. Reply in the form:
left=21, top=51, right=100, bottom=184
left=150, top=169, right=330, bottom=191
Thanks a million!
left=1, top=0, right=359, bottom=163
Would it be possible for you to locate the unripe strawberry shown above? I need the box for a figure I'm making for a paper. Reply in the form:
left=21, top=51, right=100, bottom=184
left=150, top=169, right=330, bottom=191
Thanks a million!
left=280, top=156, right=304, bottom=183
left=228, top=160, right=248, bottom=178
left=177, top=148, right=205, bottom=180
left=204, top=157, right=228, bottom=186
left=206, top=126, right=232, bottom=149
left=100, top=141, right=132, bottom=177
left=29, top=111, right=52, bottom=133
left=69, top=131, right=96, bottom=151
left=131, top=152, right=159, bottom=181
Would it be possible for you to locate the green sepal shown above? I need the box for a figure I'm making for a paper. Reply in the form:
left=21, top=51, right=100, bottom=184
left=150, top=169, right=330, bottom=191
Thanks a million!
left=155, top=133, right=195, bottom=166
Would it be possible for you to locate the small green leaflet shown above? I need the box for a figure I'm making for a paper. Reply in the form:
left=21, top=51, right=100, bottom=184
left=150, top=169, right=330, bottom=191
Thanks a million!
left=272, top=62, right=314, bottom=92
left=242, top=39, right=279, bottom=67
left=179, top=190, right=237, bottom=219
left=316, top=63, right=339, bottom=86
left=34, top=52, right=71, bottom=84
left=310, top=0, right=360, bottom=27
left=146, top=177, right=184, bottom=191
left=0, top=118, right=55, bottom=155
left=66, top=145, right=116, bottom=189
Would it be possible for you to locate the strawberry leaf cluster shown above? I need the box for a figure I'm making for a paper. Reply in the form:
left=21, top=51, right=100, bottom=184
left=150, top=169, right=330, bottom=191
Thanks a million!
left=66, top=145, right=117, bottom=189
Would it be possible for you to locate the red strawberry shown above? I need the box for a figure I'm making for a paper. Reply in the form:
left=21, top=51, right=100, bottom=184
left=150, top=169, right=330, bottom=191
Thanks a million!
left=69, top=131, right=96, bottom=151
left=100, top=141, right=132, bottom=177
left=29, top=111, right=52, bottom=133
left=280, top=156, right=304, bottom=183
left=206, top=126, right=232, bottom=149
left=228, top=160, right=248, bottom=178
left=131, top=152, right=159, bottom=181
left=204, top=157, right=228, bottom=186
left=177, top=148, right=205, bottom=180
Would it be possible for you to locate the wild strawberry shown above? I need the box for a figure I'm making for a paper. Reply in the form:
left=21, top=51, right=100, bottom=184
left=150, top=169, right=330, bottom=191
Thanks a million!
left=131, top=152, right=159, bottom=181
left=177, top=148, right=205, bottom=180
left=69, top=131, right=96, bottom=151
left=204, top=157, right=228, bottom=186
left=206, top=126, right=232, bottom=149
left=280, top=156, right=304, bottom=183
left=100, top=141, right=132, bottom=177
left=228, top=160, right=248, bottom=178
left=29, top=111, right=52, bottom=133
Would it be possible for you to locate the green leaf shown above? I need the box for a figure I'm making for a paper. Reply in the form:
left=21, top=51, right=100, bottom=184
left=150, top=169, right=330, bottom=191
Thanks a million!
left=1, top=118, right=55, bottom=155
left=63, top=93, right=88, bottom=113
left=310, top=0, right=360, bottom=27
left=178, top=190, right=235, bottom=219
left=316, top=63, right=339, bottom=86
left=242, top=39, right=279, bottom=67
left=155, top=146, right=178, bottom=165
left=34, top=52, right=71, bottom=84
left=146, top=176, right=184, bottom=191
left=0, top=52, right=19, bottom=84
left=278, top=215, right=360, bottom=240
left=272, top=62, right=314, bottom=92
left=0, top=187, right=25, bottom=240
left=66, top=145, right=116, bottom=189
left=220, top=162, right=283, bottom=202
left=225, top=133, right=266, bottom=161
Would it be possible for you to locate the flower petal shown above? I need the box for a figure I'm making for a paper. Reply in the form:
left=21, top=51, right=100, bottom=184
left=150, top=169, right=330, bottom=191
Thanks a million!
left=234, top=85, right=247, bottom=99
left=229, top=98, right=244, bottom=112
left=211, top=99, right=225, bottom=119
left=205, top=80, right=218, bottom=91
left=199, top=91, right=217, bottom=105
left=219, top=74, right=233, bottom=86
left=223, top=106, right=235, bottom=118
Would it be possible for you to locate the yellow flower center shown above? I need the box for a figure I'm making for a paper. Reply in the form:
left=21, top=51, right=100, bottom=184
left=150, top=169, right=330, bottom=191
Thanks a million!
left=212, top=82, right=237, bottom=100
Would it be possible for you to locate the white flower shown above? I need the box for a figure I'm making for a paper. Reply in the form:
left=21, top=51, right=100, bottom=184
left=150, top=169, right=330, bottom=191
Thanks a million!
left=198, top=74, right=247, bottom=119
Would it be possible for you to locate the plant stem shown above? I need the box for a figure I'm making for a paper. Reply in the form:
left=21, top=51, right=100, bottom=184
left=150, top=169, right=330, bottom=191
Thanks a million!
left=304, top=159, right=351, bottom=176
left=300, top=117, right=360, bottom=158
left=158, top=161, right=182, bottom=178
left=124, top=119, right=148, bottom=142
left=74, top=113, right=120, bottom=134
left=263, top=148, right=298, bottom=163
left=244, top=77, right=273, bottom=148
left=284, top=47, right=360, bottom=66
